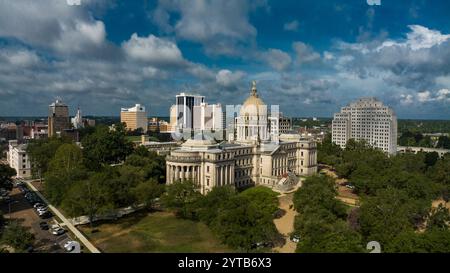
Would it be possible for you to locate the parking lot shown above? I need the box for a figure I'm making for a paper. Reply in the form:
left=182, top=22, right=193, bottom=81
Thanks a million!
left=0, top=181, right=74, bottom=253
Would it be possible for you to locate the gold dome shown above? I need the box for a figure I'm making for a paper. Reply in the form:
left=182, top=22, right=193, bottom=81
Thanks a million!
left=240, top=81, right=266, bottom=116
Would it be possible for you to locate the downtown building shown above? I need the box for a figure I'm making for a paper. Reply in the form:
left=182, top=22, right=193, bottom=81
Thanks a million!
left=7, top=140, right=31, bottom=178
left=332, top=97, right=397, bottom=154
left=120, top=104, right=148, bottom=133
left=165, top=82, right=317, bottom=194
left=48, top=99, right=71, bottom=137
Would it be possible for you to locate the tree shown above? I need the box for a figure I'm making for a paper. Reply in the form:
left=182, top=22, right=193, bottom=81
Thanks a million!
left=44, top=144, right=87, bottom=205
left=437, top=136, right=450, bottom=149
left=125, top=152, right=166, bottom=183
left=0, top=164, right=16, bottom=190
left=132, top=179, right=165, bottom=210
left=295, top=216, right=364, bottom=253
left=26, top=137, right=71, bottom=179
left=212, top=195, right=279, bottom=252
left=62, top=173, right=113, bottom=228
left=239, top=186, right=279, bottom=217
left=196, top=186, right=236, bottom=225
left=358, top=188, right=418, bottom=246
left=81, top=124, right=133, bottom=169
left=293, top=175, right=347, bottom=219
left=161, top=180, right=202, bottom=219
left=426, top=204, right=450, bottom=230
left=424, top=152, right=439, bottom=168
left=1, top=221, right=35, bottom=252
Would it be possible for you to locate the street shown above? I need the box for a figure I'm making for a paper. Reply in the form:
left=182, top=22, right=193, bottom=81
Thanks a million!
left=0, top=182, right=73, bottom=253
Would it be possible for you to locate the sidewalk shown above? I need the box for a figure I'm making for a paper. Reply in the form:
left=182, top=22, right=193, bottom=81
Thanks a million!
left=25, top=181, right=101, bottom=253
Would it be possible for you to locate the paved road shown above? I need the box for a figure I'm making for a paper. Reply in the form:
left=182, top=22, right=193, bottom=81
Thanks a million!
left=1, top=185, right=68, bottom=253
left=24, top=180, right=101, bottom=253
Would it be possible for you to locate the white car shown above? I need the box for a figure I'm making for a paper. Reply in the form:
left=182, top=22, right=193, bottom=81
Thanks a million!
left=33, top=203, right=46, bottom=209
left=36, top=206, right=48, bottom=213
left=38, top=209, right=48, bottom=216
left=64, top=241, right=80, bottom=252
left=51, top=224, right=65, bottom=236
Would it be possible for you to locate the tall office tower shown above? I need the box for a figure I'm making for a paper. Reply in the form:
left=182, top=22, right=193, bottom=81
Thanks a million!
left=193, top=103, right=224, bottom=131
left=279, top=114, right=293, bottom=134
left=48, top=99, right=70, bottom=137
left=175, top=93, right=205, bottom=130
left=332, top=97, right=397, bottom=154
left=120, top=104, right=148, bottom=132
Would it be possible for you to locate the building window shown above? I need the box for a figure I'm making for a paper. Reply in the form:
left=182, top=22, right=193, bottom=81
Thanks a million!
left=207, top=166, right=210, bottom=172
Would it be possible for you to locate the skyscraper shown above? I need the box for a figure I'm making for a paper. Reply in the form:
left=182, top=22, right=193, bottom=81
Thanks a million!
left=175, top=93, right=205, bottom=130
left=332, top=97, right=397, bottom=154
left=120, top=104, right=148, bottom=132
left=48, top=99, right=70, bottom=137
left=193, top=103, right=224, bottom=131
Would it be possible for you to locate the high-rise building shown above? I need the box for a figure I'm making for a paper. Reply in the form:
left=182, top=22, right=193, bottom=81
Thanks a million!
left=193, top=103, right=224, bottom=131
left=279, top=114, right=293, bottom=134
left=175, top=93, right=205, bottom=130
left=332, top=97, right=397, bottom=154
left=120, top=104, right=148, bottom=132
left=48, top=99, right=70, bottom=137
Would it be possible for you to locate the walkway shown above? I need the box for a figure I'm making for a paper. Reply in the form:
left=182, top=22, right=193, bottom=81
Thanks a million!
left=25, top=180, right=101, bottom=253
left=273, top=193, right=297, bottom=253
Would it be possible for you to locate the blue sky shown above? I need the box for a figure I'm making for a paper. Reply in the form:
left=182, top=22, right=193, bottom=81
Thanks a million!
left=0, top=0, right=449, bottom=119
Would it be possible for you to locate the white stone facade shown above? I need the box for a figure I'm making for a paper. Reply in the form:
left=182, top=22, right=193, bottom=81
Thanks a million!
left=7, top=140, right=31, bottom=178
left=166, top=82, right=318, bottom=194
left=332, top=97, right=397, bottom=154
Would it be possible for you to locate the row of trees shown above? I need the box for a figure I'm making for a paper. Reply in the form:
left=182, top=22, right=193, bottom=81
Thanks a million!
left=26, top=124, right=166, bottom=225
left=312, top=135, right=450, bottom=252
left=161, top=182, right=281, bottom=252
left=399, top=131, right=450, bottom=149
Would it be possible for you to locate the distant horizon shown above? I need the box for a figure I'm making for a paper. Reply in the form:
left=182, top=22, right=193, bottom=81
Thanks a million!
left=1, top=115, right=450, bottom=122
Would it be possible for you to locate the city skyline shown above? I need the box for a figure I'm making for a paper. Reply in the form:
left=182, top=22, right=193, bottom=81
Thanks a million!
left=0, top=1, right=449, bottom=119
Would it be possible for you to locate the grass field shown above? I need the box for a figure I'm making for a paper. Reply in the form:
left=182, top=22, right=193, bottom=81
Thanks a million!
left=125, top=135, right=142, bottom=142
left=79, top=211, right=232, bottom=253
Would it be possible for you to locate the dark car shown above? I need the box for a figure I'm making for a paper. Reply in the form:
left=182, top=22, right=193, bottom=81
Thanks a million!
left=39, top=211, right=53, bottom=219
left=39, top=221, right=49, bottom=230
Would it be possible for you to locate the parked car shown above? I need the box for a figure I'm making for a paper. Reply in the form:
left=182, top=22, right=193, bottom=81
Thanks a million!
left=64, top=241, right=79, bottom=252
left=0, top=189, right=9, bottom=197
left=291, top=235, right=300, bottom=243
left=39, top=221, right=49, bottom=230
left=346, top=184, right=355, bottom=190
left=39, top=211, right=53, bottom=219
left=33, top=203, right=46, bottom=209
left=18, top=186, right=28, bottom=193
left=51, top=224, right=65, bottom=236
left=37, top=208, right=48, bottom=214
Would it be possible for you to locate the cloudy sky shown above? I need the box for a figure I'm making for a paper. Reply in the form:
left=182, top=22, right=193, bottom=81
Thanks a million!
left=0, top=0, right=449, bottom=119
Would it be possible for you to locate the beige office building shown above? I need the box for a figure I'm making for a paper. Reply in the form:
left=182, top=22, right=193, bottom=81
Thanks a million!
left=120, top=104, right=148, bottom=132
left=332, top=97, right=397, bottom=154
left=166, top=82, right=317, bottom=194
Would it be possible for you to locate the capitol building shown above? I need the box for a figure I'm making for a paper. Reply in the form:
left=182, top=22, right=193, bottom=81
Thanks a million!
left=165, top=82, right=317, bottom=194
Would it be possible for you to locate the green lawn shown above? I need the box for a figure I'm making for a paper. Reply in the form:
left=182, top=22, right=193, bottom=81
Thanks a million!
left=79, top=211, right=232, bottom=253
left=125, top=135, right=142, bottom=142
